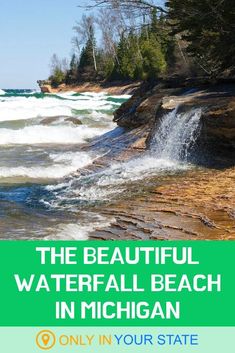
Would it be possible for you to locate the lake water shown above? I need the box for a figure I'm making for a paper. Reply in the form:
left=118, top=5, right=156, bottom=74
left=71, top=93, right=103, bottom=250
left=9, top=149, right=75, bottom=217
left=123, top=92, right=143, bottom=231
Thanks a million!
left=0, top=89, right=129, bottom=239
left=1, top=89, right=232, bottom=240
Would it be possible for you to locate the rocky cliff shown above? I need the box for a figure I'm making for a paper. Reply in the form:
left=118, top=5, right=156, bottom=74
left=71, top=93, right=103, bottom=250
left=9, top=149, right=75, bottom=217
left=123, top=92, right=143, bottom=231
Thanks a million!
left=114, top=80, right=235, bottom=165
left=84, top=81, right=235, bottom=240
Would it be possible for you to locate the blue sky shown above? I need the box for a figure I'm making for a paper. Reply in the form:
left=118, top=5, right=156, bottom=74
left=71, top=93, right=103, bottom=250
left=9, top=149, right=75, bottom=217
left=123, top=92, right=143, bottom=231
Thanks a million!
left=0, top=1, right=164, bottom=89
left=0, top=0, right=88, bottom=88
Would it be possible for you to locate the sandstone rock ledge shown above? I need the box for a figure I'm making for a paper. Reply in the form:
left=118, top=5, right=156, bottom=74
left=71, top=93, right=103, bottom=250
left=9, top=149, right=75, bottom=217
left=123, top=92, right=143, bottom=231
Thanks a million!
left=90, top=167, right=235, bottom=240
left=114, top=81, right=235, bottom=163
left=86, top=80, right=235, bottom=240
left=37, top=81, right=141, bottom=95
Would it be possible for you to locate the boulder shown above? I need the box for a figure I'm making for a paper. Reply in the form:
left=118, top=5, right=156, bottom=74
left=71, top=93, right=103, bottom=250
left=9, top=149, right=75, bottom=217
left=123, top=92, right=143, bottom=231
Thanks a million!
left=65, top=117, right=83, bottom=125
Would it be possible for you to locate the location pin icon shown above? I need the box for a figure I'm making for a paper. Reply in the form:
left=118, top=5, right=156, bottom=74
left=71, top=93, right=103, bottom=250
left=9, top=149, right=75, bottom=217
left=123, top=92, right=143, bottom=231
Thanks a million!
left=42, top=334, right=50, bottom=346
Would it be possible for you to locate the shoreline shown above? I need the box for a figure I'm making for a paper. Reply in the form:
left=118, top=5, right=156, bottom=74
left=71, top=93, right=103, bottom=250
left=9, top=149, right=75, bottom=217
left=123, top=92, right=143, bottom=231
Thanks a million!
left=38, top=81, right=141, bottom=95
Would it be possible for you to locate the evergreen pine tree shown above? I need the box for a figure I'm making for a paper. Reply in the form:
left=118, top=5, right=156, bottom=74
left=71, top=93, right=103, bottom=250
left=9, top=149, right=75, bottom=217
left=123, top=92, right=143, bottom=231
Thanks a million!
left=78, top=22, right=98, bottom=80
left=66, top=54, right=78, bottom=84
left=167, top=0, right=235, bottom=75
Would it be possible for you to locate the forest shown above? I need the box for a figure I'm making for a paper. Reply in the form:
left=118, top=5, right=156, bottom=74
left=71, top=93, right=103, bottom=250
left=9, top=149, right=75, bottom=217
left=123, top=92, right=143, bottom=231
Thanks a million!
left=49, top=0, right=235, bottom=87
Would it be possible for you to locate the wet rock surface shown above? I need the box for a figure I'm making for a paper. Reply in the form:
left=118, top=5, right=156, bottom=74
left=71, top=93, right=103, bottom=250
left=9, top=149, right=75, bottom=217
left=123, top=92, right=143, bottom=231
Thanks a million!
left=115, top=82, right=235, bottom=163
left=79, top=81, right=235, bottom=240
left=89, top=167, right=235, bottom=240
left=161, top=85, right=235, bottom=160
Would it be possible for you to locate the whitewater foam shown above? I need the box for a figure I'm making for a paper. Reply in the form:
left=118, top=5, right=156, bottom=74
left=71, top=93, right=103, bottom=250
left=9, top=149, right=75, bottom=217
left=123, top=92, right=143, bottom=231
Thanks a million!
left=108, top=94, right=132, bottom=100
left=44, top=107, right=202, bottom=206
left=45, top=214, right=114, bottom=240
left=0, top=151, right=94, bottom=180
left=0, top=94, right=117, bottom=122
left=0, top=124, right=110, bottom=145
left=0, top=90, right=133, bottom=239
left=152, top=107, right=202, bottom=161
left=43, top=153, right=187, bottom=208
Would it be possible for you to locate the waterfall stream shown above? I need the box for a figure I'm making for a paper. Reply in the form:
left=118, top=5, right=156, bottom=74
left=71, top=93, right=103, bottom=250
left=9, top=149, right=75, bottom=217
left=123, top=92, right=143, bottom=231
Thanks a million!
left=40, top=107, right=203, bottom=213
left=151, top=107, right=202, bottom=161
left=0, top=91, right=203, bottom=239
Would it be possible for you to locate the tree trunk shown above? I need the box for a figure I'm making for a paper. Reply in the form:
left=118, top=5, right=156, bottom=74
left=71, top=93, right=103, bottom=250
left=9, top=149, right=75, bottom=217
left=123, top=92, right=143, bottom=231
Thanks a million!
left=92, top=42, right=97, bottom=72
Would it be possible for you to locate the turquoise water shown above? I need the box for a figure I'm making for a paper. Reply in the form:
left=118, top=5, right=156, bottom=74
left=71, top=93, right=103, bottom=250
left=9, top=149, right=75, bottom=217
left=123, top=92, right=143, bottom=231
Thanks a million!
left=0, top=89, right=129, bottom=239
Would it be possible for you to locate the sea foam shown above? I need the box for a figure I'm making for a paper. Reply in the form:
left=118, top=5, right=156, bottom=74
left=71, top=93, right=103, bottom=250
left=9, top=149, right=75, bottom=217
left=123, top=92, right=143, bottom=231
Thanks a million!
left=0, top=94, right=118, bottom=122
left=0, top=151, right=94, bottom=179
left=0, top=124, right=110, bottom=145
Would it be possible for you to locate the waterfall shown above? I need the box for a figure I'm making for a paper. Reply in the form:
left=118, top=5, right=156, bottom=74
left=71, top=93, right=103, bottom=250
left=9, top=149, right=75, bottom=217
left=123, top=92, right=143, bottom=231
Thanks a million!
left=151, top=107, right=202, bottom=161
left=42, top=107, right=203, bottom=207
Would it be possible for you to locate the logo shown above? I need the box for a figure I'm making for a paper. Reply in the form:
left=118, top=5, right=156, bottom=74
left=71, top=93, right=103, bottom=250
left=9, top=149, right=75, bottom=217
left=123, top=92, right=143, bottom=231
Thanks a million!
left=36, top=330, right=56, bottom=350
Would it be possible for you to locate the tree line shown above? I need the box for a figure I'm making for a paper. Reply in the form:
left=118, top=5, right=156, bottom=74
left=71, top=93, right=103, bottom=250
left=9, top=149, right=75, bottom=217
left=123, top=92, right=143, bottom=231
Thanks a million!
left=49, top=0, right=234, bottom=87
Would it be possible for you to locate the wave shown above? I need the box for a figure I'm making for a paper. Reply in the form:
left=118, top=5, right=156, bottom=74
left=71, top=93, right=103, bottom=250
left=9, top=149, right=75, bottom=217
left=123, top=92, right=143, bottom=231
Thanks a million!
left=0, top=151, right=94, bottom=180
left=54, top=91, right=78, bottom=100
left=0, top=95, right=118, bottom=122
left=52, top=223, right=91, bottom=240
left=80, top=92, right=108, bottom=97
left=5, top=88, right=37, bottom=97
left=0, top=124, right=110, bottom=145
left=43, top=153, right=188, bottom=212
left=42, top=108, right=201, bottom=208
left=0, top=89, right=6, bottom=95
left=108, top=94, right=132, bottom=100
left=45, top=214, right=114, bottom=240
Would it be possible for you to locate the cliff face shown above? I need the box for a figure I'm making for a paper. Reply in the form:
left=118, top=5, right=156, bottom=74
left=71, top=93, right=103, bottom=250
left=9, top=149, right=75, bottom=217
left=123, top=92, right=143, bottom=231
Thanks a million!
left=201, top=98, right=235, bottom=152
left=59, top=80, right=235, bottom=240
left=114, top=81, right=235, bottom=165
left=86, top=82, right=235, bottom=240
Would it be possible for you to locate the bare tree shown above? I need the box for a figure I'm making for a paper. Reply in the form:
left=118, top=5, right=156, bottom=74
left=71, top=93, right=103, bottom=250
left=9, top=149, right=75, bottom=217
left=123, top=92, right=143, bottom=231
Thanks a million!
left=96, top=7, right=129, bottom=65
left=73, top=15, right=97, bottom=71
left=50, top=54, right=61, bottom=74
left=72, top=36, right=81, bottom=57
left=81, top=1, right=167, bottom=15
left=61, top=58, right=69, bottom=72
left=50, top=54, right=68, bottom=74
left=80, top=0, right=167, bottom=37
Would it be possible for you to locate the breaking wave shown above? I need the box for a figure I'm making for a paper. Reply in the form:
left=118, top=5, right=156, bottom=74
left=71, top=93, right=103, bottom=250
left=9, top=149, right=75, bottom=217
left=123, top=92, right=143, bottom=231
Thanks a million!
left=0, top=152, right=95, bottom=180
left=0, top=124, right=111, bottom=145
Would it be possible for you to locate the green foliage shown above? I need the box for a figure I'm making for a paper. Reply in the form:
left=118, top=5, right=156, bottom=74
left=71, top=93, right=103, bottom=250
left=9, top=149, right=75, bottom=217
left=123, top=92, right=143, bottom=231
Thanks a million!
left=50, top=68, right=66, bottom=87
left=140, top=36, right=167, bottom=79
left=47, top=1, right=234, bottom=84
left=96, top=51, right=115, bottom=79
left=109, top=13, right=173, bottom=81
left=110, top=33, right=142, bottom=80
left=166, top=0, right=235, bottom=76
left=79, top=40, right=95, bottom=69
left=48, top=8, right=176, bottom=84
left=77, top=23, right=98, bottom=81
left=49, top=54, right=67, bottom=87
left=65, top=54, right=79, bottom=84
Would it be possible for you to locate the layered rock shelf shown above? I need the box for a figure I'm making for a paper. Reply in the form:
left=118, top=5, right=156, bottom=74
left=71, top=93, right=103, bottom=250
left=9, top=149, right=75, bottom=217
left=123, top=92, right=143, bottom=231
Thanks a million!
left=84, top=80, right=235, bottom=240
left=90, top=167, right=235, bottom=240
